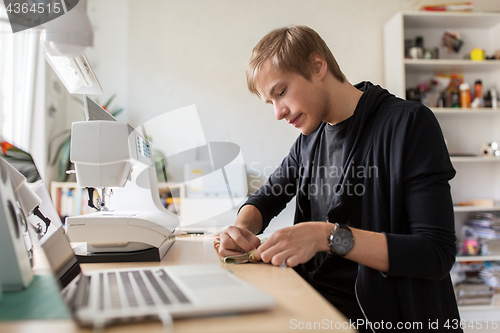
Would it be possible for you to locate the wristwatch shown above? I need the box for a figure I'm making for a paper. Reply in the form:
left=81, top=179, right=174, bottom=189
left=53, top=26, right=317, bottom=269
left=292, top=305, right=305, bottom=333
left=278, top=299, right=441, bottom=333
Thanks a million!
left=328, top=223, right=354, bottom=256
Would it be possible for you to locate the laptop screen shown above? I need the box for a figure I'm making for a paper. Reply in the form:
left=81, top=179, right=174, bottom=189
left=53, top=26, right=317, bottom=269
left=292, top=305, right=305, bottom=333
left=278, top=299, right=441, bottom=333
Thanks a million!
left=40, top=225, right=81, bottom=289
left=0, top=140, right=80, bottom=289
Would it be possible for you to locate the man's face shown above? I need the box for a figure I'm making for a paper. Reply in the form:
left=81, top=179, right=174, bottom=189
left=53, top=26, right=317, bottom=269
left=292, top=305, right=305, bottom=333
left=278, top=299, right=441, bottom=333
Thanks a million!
left=255, top=59, right=329, bottom=136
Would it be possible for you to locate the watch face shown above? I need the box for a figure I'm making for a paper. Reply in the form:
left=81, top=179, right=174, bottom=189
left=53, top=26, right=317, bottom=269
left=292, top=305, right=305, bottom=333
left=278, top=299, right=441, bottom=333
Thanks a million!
left=332, top=229, right=354, bottom=254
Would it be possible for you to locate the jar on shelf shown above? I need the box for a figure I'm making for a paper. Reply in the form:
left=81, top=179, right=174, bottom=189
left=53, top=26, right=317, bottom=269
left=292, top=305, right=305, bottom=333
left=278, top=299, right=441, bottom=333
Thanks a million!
left=459, top=83, right=471, bottom=108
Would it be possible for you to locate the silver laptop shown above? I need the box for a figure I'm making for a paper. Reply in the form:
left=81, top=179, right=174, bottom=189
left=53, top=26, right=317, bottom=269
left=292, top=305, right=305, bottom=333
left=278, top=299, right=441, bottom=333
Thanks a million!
left=1, top=100, right=272, bottom=327
left=40, top=226, right=275, bottom=327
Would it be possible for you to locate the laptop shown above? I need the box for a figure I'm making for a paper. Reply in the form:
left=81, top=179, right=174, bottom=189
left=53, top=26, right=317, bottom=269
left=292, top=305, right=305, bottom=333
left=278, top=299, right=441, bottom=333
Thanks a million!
left=1, top=104, right=273, bottom=328
left=40, top=225, right=275, bottom=327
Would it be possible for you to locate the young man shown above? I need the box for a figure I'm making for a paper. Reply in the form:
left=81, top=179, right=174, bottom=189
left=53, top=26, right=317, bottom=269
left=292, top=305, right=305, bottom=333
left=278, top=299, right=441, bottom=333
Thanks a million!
left=219, top=26, right=462, bottom=331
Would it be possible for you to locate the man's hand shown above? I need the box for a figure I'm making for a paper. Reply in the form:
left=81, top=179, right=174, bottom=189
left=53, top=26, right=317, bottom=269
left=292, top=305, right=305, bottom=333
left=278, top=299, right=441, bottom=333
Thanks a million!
left=254, top=222, right=330, bottom=267
left=219, top=226, right=262, bottom=257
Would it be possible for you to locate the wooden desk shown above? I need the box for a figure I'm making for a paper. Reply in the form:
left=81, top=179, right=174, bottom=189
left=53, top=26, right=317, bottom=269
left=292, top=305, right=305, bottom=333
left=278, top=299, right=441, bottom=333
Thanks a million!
left=1, top=235, right=354, bottom=333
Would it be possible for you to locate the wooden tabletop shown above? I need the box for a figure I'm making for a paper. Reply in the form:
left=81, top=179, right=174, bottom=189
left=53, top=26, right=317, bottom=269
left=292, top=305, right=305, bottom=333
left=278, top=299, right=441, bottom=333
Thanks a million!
left=1, top=235, right=354, bottom=333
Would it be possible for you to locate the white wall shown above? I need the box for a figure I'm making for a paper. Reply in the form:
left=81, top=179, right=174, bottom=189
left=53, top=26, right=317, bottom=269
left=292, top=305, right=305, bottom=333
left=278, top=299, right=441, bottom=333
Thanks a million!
left=86, top=0, right=500, bottom=190
left=86, top=0, right=129, bottom=121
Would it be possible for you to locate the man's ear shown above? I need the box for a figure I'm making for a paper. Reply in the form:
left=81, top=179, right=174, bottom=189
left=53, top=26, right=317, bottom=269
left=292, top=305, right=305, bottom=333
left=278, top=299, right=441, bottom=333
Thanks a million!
left=310, top=53, right=327, bottom=80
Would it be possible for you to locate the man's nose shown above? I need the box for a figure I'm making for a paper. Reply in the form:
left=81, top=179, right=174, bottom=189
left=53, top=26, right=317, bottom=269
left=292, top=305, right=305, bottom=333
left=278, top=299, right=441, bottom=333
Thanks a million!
left=274, top=102, right=289, bottom=121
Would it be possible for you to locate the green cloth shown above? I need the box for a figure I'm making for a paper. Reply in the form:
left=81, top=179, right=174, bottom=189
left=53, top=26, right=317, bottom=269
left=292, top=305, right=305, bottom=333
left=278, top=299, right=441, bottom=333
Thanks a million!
left=0, top=275, right=71, bottom=321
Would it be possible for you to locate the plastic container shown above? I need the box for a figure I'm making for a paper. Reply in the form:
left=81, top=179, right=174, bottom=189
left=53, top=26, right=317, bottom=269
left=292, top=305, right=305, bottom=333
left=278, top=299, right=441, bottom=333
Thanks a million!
left=459, top=83, right=471, bottom=108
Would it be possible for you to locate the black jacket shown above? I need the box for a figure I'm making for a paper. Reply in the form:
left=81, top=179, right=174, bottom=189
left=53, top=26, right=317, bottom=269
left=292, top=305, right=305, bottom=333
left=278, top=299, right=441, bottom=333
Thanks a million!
left=244, top=82, right=462, bottom=332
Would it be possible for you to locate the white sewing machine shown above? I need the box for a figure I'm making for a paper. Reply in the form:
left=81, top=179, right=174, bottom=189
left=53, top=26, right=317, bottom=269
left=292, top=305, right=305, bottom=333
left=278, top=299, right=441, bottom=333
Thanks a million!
left=65, top=98, right=179, bottom=262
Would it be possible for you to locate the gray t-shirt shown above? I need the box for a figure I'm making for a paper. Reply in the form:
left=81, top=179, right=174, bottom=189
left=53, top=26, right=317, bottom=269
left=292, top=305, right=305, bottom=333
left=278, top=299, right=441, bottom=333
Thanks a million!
left=309, top=117, right=351, bottom=221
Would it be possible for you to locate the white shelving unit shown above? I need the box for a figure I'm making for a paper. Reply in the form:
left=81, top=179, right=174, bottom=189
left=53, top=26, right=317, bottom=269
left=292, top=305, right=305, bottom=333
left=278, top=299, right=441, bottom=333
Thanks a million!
left=385, top=12, right=500, bottom=99
left=384, top=11, right=500, bottom=318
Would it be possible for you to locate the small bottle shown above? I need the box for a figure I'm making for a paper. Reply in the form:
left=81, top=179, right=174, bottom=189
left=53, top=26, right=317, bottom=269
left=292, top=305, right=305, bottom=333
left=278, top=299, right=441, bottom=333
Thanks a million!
left=474, top=80, right=483, bottom=100
left=492, top=89, right=498, bottom=109
left=459, top=83, right=471, bottom=108
left=450, top=82, right=460, bottom=108
left=438, top=92, right=445, bottom=108
left=471, top=80, right=484, bottom=108
left=409, top=36, right=424, bottom=59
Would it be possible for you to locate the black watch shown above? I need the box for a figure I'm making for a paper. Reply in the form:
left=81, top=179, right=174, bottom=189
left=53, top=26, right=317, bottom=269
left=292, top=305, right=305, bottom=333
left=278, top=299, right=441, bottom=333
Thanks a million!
left=328, top=223, right=354, bottom=256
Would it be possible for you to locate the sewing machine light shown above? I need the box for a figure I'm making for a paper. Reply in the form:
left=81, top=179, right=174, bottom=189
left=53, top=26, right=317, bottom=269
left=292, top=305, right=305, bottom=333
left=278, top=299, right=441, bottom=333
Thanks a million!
left=42, top=48, right=102, bottom=95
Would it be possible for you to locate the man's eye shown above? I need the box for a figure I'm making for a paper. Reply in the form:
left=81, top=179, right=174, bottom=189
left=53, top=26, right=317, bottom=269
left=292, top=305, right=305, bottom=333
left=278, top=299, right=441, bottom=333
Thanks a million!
left=279, top=89, right=286, bottom=97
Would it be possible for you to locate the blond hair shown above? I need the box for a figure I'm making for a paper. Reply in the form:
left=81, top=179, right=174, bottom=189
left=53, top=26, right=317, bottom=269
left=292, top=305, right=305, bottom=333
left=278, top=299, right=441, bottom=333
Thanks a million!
left=246, top=25, right=346, bottom=97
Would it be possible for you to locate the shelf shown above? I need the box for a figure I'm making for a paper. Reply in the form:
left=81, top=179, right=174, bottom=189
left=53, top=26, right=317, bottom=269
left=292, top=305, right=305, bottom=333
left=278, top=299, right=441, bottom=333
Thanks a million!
left=450, top=156, right=500, bottom=163
left=405, top=59, right=500, bottom=73
left=403, top=11, right=500, bottom=29
left=386, top=12, right=500, bottom=318
left=432, top=107, right=500, bottom=115
left=459, top=305, right=500, bottom=312
left=453, top=206, right=500, bottom=212
left=456, top=255, right=500, bottom=262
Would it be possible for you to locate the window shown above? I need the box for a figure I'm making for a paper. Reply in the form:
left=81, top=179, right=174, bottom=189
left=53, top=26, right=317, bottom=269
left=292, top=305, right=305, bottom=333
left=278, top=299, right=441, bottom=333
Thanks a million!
left=0, top=7, right=39, bottom=152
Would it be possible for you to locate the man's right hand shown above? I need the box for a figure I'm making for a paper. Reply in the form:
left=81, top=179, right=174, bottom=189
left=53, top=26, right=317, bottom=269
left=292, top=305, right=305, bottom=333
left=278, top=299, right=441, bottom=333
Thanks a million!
left=219, top=226, right=261, bottom=257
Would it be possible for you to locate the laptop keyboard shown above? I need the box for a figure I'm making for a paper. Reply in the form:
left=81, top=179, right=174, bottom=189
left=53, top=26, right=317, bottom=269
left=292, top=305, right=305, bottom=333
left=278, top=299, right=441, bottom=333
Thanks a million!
left=107, top=272, right=122, bottom=309
left=156, top=269, right=191, bottom=304
left=95, top=269, right=190, bottom=311
left=144, top=270, right=172, bottom=305
left=119, top=271, right=138, bottom=307
left=130, top=271, right=155, bottom=306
